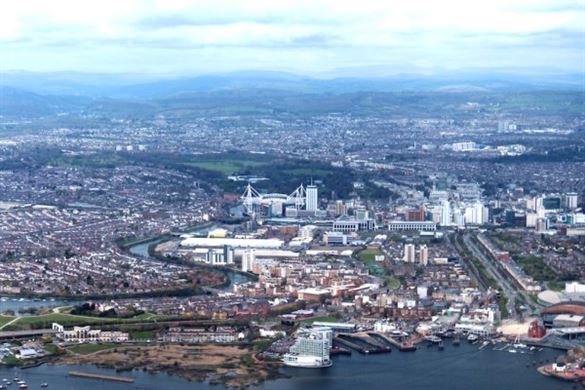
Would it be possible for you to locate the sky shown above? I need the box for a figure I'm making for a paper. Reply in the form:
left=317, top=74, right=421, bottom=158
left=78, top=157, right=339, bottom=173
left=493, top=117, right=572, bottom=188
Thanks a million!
left=1, top=0, right=584, bottom=76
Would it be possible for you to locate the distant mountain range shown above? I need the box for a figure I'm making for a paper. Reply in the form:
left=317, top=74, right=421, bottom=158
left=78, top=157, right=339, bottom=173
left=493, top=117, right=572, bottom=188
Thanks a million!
left=0, top=69, right=583, bottom=118
left=2, top=69, right=583, bottom=98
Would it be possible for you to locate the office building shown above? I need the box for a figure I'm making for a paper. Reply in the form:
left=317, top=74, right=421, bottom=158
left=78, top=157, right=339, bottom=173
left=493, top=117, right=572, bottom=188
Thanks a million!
left=419, top=245, right=429, bottom=266
left=565, top=193, right=579, bottom=210
left=440, top=200, right=451, bottom=226
left=306, top=184, right=318, bottom=212
left=404, top=244, right=415, bottom=263
left=241, top=249, right=256, bottom=272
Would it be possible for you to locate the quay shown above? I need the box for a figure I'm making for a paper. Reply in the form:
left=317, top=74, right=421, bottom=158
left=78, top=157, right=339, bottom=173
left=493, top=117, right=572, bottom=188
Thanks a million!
left=334, top=334, right=391, bottom=354
left=69, top=371, right=134, bottom=383
left=367, top=332, right=417, bottom=352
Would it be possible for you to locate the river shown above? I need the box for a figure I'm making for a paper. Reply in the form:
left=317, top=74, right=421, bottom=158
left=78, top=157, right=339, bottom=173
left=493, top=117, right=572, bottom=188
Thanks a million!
left=0, top=298, right=80, bottom=316
left=127, top=232, right=254, bottom=291
left=0, top=342, right=572, bottom=389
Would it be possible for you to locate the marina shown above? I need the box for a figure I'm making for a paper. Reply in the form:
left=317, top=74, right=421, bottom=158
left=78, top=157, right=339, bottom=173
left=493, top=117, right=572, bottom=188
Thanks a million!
left=0, top=333, right=575, bottom=389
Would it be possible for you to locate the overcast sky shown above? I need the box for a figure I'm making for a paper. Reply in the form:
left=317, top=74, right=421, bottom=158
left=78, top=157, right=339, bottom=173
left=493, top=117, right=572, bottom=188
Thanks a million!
left=1, top=0, right=583, bottom=76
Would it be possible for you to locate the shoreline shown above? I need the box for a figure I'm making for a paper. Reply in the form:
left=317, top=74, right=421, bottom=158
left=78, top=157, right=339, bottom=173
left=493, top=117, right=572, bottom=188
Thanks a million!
left=50, top=343, right=286, bottom=388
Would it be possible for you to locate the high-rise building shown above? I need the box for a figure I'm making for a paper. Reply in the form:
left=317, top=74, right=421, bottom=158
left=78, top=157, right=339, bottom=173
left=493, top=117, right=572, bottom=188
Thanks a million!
left=419, top=245, right=429, bottom=266
left=403, top=243, right=415, bottom=262
left=306, top=184, right=318, bottom=212
left=241, top=249, right=256, bottom=272
left=536, top=218, right=549, bottom=232
left=283, top=327, right=332, bottom=368
left=565, top=193, right=579, bottom=210
left=440, top=200, right=451, bottom=226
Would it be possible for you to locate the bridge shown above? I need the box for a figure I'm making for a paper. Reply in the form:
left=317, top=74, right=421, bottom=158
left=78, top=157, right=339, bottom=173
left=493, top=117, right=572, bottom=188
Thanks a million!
left=0, top=329, right=57, bottom=340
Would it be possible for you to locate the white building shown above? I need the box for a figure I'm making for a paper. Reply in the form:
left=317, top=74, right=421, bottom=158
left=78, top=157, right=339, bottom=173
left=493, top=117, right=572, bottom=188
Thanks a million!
left=241, top=249, right=256, bottom=272
left=403, top=244, right=415, bottom=262
left=440, top=200, right=451, bottom=227
left=565, top=193, right=579, bottom=210
left=52, top=323, right=129, bottom=343
left=306, top=185, right=318, bottom=212
left=565, top=281, right=585, bottom=294
left=181, top=237, right=284, bottom=249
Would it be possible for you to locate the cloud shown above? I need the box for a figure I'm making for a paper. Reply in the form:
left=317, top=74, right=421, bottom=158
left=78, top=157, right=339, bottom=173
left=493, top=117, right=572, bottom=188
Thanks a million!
left=0, top=0, right=583, bottom=74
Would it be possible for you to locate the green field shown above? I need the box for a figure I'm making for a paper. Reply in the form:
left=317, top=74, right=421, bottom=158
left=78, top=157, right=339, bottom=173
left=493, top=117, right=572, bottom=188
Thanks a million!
left=386, top=276, right=401, bottom=289
left=6, top=313, right=119, bottom=330
left=67, top=342, right=119, bottom=355
left=356, top=247, right=387, bottom=276
left=129, top=330, right=156, bottom=340
left=357, top=247, right=383, bottom=263
left=3, top=312, right=174, bottom=331
left=183, top=160, right=266, bottom=175
left=281, top=168, right=332, bottom=176
left=0, top=315, right=15, bottom=328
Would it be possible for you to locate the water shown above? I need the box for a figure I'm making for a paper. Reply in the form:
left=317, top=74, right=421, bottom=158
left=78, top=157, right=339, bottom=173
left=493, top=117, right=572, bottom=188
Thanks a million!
left=0, top=298, right=79, bottom=316
left=0, top=342, right=572, bottom=389
left=127, top=235, right=255, bottom=291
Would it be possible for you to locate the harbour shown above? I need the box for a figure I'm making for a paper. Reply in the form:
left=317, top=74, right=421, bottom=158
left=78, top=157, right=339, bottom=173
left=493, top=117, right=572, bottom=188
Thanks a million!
left=0, top=341, right=574, bottom=389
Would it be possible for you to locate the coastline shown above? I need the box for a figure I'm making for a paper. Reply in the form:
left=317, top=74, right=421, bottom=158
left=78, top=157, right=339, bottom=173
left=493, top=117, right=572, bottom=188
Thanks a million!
left=50, top=343, right=286, bottom=388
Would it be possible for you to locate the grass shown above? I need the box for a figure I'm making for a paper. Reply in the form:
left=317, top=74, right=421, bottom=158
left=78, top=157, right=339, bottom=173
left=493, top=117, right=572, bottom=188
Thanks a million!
left=183, top=160, right=265, bottom=175
left=3, top=312, right=171, bottom=331
left=0, top=315, right=15, bottom=327
left=281, top=168, right=332, bottom=176
left=129, top=330, right=156, bottom=340
left=6, top=313, right=119, bottom=330
left=516, top=255, right=560, bottom=282
left=241, top=353, right=255, bottom=366
left=356, top=247, right=383, bottom=263
left=2, top=356, right=20, bottom=366
left=386, top=276, right=401, bottom=289
left=67, top=343, right=119, bottom=355
left=43, top=343, right=60, bottom=355
left=356, top=247, right=387, bottom=276
left=253, top=339, right=273, bottom=351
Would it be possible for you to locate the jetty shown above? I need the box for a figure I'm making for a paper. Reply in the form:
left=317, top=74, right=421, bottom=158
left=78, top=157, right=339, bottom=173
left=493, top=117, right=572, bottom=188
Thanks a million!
left=334, top=334, right=391, bottom=354
left=367, top=332, right=417, bottom=352
left=69, top=371, right=134, bottom=383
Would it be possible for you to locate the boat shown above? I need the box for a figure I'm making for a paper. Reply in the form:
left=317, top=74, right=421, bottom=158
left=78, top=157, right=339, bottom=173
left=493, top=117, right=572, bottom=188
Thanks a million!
left=467, top=334, right=479, bottom=343
left=41, top=383, right=49, bottom=388
left=18, top=385, right=27, bottom=389
left=509, top=349, right=517, bottom=353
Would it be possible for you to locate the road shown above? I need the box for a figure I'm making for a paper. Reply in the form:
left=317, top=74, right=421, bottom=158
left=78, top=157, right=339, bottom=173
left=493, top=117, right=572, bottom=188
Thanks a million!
left=463, top=233, right=539, bottom=319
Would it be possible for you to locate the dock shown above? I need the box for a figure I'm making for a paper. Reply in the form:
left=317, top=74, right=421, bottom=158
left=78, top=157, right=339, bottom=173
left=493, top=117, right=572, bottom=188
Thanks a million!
left=367, top=332, right=417, bottom=352
left=334, top=334, right=391, bottom=354
left=69, top=371, right=134, bottom=383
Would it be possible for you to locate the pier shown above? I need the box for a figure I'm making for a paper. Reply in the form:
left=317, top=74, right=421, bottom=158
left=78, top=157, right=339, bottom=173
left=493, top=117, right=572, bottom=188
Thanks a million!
left=367, top=332, right=417, bottom=352
left=69, top=371, right=134, bottom=383
left=334, top=334, right=391, bottom=354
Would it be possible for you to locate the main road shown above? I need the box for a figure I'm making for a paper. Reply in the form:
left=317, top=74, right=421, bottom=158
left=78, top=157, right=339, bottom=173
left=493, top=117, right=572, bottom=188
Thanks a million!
left=462, top=233, right=540, bottom=319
